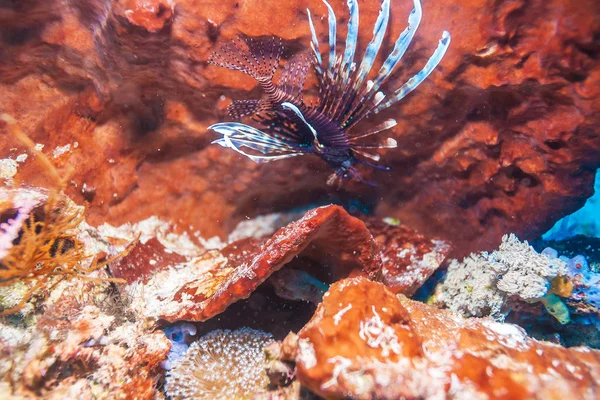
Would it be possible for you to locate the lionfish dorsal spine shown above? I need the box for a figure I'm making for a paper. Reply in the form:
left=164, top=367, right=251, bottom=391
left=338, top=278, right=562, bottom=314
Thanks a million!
left=322, top=0, right=337, bottom=74
left=373, top=30, right=451, bottom=114
left=343, top=0, right=423, bottom=128
left=306, top=8, right=324, bottom=76
left=341, top=0, right=359, bottom=83
left=371, top=0, right=423, bottom=90
left=352, top=0, right=390, bottom=92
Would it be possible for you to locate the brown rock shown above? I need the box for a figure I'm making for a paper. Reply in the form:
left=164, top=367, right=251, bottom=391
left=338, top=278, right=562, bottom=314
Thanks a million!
left=114, top=0, right=174, bottom=32
left=365, top=217, right=451, bottom=295
left=110, top=237, right=187, bottom=284
left=295, top=277, right=600, bottom=400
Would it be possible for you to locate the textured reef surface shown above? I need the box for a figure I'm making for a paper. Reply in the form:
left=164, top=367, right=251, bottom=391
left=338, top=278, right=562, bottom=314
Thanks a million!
left=291, top=277, right=600, bottom=400
left=1, top=0, right=600, bottom=399
left=1, top=0, right=599, bottom=257
left=1, top=186, right=600, bottom=398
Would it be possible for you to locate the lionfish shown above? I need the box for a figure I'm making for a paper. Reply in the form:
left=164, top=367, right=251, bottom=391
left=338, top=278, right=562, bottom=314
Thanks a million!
left=208, top=0, right=450, bottom=186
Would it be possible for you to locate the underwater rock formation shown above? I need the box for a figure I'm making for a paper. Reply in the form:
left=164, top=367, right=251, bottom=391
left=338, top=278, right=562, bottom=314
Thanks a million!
left=117, top=204, right=449, bottom=322
left=0, top=276, right=171, bottom=399
left=293, top=277, right=600, bottom=399
left=543, top=170, right=600, bottom=241
left=0, top=0, right=599, bottom=257
left=365, top=217, right=450, bottom=295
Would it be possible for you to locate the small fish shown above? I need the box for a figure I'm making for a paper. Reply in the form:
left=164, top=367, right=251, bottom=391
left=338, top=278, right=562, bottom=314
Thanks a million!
left=208, top=0, right=450, bottom=186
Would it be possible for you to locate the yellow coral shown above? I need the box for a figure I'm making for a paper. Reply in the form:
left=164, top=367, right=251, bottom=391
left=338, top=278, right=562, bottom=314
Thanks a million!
left=548, top=275, right=574, bottom=298
left=0, top=114, right=132, bottom=316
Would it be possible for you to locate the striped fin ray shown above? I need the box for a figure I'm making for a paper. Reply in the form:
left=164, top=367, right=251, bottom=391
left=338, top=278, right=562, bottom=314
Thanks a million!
left=352, top=137, right=397, bottom=149
left=373, top=30, right=451, bottom=114
left=210, top=122, right=306, bottom=163
left=349, top=118, right=397, bottom=142
left=341, top=0, right=422, bottom=128
left=227, top=99, right=270, bottom=120
left=341, top=0, right=359, bottom=83
left=277, top=53, right=311, bottom=102
left=372, top=0, right=422, bottom=89
left=322, top=0, right=337, bottom=74
left=353, top=0, right=390, bottom=91
left=331, top=0, right=390, bottom=123
left=316, top=54, right=343, bottom=115
left=353, top=149, right=381, bottom=161
left=208, top=37, right=283, bottom=80
left=306, top=8, right=324, bottom=76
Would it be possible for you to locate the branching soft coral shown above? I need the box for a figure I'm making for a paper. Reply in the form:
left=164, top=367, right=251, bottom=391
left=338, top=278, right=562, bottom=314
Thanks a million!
left=0, top=114, right=133, bottom=316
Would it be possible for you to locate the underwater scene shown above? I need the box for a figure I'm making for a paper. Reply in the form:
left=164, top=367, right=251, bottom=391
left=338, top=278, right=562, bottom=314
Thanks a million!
left=0, top=0, right=599, bottom=398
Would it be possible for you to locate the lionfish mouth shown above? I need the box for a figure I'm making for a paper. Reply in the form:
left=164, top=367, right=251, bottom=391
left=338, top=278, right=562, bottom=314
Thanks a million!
left=208, top=0, right=451, bottom=186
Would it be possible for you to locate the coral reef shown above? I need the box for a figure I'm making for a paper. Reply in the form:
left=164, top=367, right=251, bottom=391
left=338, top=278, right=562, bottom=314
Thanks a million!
left=434, top=233, right=600, bottom=346
left=0, top=276, right=170, bottom=399
left=165, top=328, right=274, bottom=400
left=434, top=234, right=566, bottom=320
left=292, top=277, right=600, bottom=400
left=0, top=0, right=598, bottom=257
left=0, top=117, right=134, bottom=316
left=365, top=217, right=451, bottom=295
left=1, top=2, right=600, bottom=395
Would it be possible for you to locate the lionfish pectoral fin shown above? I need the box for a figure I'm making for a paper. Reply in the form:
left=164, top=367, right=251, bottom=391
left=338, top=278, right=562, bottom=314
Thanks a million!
left=208, top=36, right=283, bottom=81
left=209, top=122, right=306, bottom=163
left=373, top=30, right=451, bottom=114
left=277, top=53, right=311, bottom=101
left=227, top=99, right=270, bottom=120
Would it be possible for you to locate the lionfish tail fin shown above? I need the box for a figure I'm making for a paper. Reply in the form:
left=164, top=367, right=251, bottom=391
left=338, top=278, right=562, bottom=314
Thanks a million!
left=208, top=36, right=284, bottom=81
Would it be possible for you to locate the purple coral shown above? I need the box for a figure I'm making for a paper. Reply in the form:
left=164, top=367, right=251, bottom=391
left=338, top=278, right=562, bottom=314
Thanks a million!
left=544, top=247, right=599, bottom=310
left=566, top=255, right=590, bottom=280
left=162, top=323, right=198, bottom=370
left=0, top=190, right=43, bottom=259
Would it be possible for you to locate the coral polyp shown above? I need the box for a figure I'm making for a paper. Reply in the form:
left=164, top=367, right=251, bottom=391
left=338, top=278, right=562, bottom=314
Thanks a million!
left=165, top=328, right=274, bottom=400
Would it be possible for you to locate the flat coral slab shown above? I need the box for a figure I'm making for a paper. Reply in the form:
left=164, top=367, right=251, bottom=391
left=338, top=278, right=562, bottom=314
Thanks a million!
left=296, top=277, right=600, bottom=400
left=160, top=205, right=383, bottom=322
